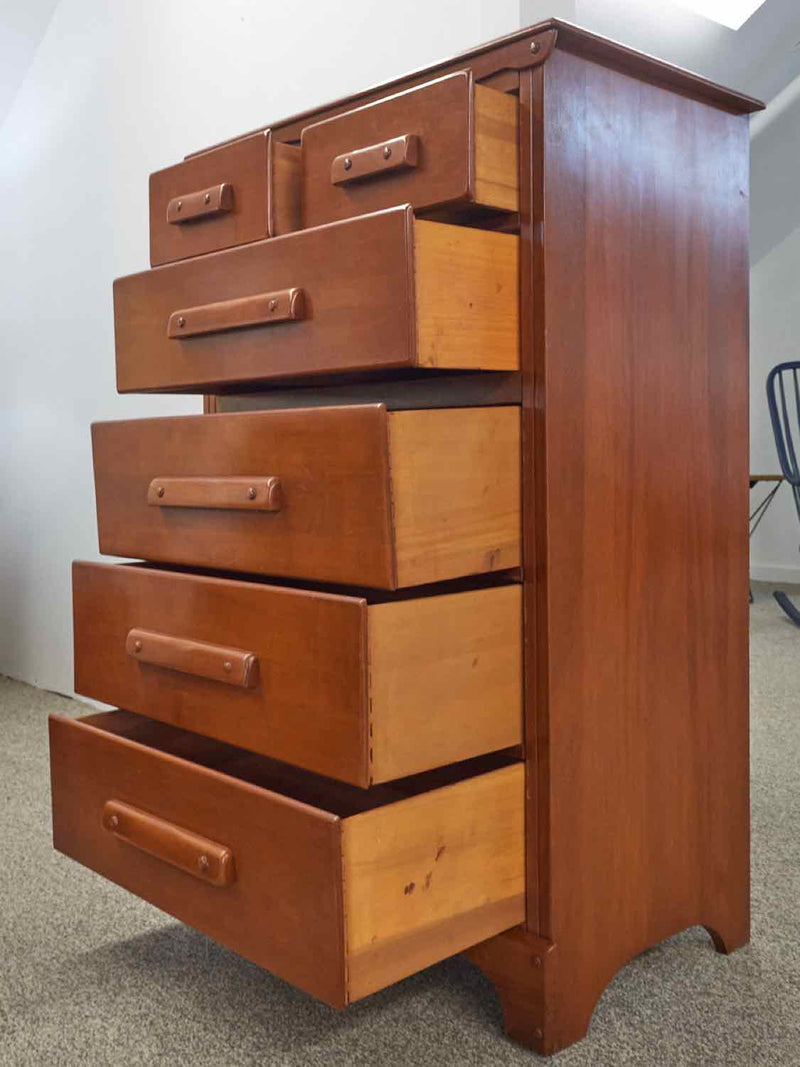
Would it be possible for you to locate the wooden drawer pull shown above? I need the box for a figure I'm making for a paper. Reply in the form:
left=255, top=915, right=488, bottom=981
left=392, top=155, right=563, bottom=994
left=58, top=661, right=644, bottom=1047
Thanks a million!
left=167, top=288, right=306, bottom=339
left=331, top=134, right=419, bottom=186
left=147, top=475, right=283, bottom=512
left=167, top=182, right=234, bottom=224
left=125, top=627, right=259, bottom=688
left=102, top=800, right=236, bottom=888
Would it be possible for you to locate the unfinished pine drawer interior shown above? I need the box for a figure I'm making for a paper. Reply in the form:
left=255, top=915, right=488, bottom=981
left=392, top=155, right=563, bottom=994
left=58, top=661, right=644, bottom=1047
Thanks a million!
left=91, top=405, right=521, bottom=589
left=114, top=205, right=519, bottom=393
left=149, top=131, right=301, bottom=267
left=301, top=71, right=519, bottom=227
left=50, top=710, right=525, bottom=1006
left=73, top=561, right=522, bottom=786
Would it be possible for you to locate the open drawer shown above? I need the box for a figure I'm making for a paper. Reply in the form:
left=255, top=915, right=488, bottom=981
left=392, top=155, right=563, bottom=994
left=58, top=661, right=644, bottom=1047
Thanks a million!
left=50, top=710, right=525, bottom=1006
left=73, top=562, right=522, bottom=786
left=91, top=405, right=521, bottom=589
left=149, top=131, right=301, bottom=266
left=301, top=71, right=519, bottom=227
left=114, top=205, right=519, bottom=393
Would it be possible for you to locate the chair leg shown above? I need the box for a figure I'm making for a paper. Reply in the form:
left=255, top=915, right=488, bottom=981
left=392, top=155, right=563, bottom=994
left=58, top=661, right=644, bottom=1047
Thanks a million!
left=774, top=590, right=800, bottom=625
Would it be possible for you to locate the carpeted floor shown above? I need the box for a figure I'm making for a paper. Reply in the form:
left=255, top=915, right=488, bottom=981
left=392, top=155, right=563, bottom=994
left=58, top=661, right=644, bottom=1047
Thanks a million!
left=1, top=582, right=799, bottom=1066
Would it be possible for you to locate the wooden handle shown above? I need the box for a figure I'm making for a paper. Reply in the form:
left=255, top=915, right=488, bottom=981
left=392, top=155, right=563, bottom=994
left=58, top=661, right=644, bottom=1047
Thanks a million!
left=147, top=476, right=283, bottom=511
left=167, top=182, right=234, bottom=224
left=102, top=800, right=236, bottom=888
left=126, top=628, right=259, bottom=688
left=167, top=288, right=305, bottom=338
left=331, top=134, right=419, bottom=185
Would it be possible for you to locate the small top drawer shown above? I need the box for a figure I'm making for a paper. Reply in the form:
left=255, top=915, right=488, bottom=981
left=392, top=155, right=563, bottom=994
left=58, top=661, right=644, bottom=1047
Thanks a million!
left=149, top=131, right=301, bottom=266
left=301, top=72, right=518, bottom=228
left=91, top=404, right=521, bottom=590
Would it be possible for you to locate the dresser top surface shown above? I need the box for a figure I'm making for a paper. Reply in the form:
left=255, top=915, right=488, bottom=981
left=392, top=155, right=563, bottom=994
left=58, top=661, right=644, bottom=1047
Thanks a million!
left=187, top=17, right=763, bottom=161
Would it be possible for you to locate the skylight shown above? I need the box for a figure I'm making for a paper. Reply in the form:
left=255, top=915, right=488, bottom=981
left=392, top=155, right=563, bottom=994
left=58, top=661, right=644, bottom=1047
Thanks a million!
left=674, top=0, right=766, bottom=30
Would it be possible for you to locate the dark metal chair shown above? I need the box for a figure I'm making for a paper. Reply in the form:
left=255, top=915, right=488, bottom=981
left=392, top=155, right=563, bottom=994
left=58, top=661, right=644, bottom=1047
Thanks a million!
left=766, top=361, right=800, bottom=623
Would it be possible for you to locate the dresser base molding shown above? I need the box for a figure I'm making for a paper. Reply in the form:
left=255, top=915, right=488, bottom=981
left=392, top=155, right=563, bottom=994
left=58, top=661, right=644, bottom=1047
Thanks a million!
left=468, top=917, right=749, bottom=1055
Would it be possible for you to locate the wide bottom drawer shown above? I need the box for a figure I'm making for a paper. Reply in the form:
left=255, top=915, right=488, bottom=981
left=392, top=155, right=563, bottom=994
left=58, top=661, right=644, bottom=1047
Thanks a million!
left=50, top=711, right=525, bottom=1006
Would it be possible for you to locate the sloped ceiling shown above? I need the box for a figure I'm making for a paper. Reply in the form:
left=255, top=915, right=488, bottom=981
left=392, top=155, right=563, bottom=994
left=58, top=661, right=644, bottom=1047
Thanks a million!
left=0, top=0, right=60, bottom=127
left=4, top=0, right=800, bottom=131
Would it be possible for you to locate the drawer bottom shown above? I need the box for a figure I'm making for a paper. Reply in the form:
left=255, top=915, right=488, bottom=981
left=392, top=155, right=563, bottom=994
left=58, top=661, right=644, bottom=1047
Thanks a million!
left=50, top=710, right=525, bottom=1005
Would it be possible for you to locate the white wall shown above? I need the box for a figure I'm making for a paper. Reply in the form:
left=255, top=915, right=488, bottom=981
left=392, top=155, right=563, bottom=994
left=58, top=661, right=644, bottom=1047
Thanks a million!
left=0, top=0, right=521, bottom=695
left=748, top=71, right=800, bottom=582
left=749, top=224, right=800, bottom=581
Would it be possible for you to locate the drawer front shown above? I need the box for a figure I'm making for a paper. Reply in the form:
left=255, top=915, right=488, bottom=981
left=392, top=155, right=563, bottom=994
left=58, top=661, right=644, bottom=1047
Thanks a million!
left=116, top=206, right=519, bottom=393
left=91, top=405, right=521, bottom=589
left=301, top=72, right=519, bottom=228
left=73, top=562, right=523, bottom=786
left=49, top=711, right=347, bottom=1006
left=50, top=711, right=525, bottom=1005
left=149, top=132, right=301, bottom=266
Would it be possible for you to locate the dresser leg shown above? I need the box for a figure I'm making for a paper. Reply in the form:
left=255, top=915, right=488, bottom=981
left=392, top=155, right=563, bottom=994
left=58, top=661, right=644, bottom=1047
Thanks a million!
left=468, top=913, right=750, bottom=1056
left=704, top=916, right=750, bottom=956
left=466, top=927, right=598, bottom=1056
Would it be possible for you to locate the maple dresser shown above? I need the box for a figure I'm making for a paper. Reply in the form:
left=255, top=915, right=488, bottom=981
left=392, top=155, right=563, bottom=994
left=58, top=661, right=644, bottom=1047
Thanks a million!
left=49, top=19, right=762, bottom=1055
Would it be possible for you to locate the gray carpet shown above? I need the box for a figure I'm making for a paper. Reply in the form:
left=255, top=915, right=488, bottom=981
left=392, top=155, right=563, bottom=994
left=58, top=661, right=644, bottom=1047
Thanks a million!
left=2, top=582, right=799, bottom=1066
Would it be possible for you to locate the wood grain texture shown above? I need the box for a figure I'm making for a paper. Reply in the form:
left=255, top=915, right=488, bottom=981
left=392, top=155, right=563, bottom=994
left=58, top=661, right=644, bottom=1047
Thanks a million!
left=473, top=83, right=519, bottom=212
left=50, top=711, right=524, bottom=1006
left=124, top=627, right=259, bottom=689
left=414, top=220, right=519, bottom=370
left=92, top=405, right=395, bottom=587
left=471, top=49, right=751, bottom=1054
left=73, top=562, right=522, bottom=785
left=270, top=141, right=302, bottom=236
left=331, top=134, right=419, bottom=185
left=368, top=584, right=522, bottom=782
left=388, top=406, right=521, bottom=587
left=301, top=72, right=518, bottom=228
left=49, top=712, right=347, bottom=1005
left=92, top=406, right=521, bottom=589
left=166, top=288, right=306, bottom=338
left=149, top=131, right=300, bottom=267
left=342, top=763, right=525, bottom=1000
left=102, top=799, right=237, bottom=888
left=116, top=206, right=519, bottom=393
left=146, top=476, right=283, bottom=511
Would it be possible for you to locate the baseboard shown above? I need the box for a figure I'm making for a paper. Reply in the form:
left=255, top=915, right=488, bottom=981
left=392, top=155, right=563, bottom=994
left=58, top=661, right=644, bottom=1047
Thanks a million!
left=750, top=563, right=800, bottom=584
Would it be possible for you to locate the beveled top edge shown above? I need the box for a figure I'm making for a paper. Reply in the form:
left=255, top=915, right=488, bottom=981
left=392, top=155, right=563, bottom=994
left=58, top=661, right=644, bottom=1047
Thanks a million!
left=186, top=18, right=764, bottom=161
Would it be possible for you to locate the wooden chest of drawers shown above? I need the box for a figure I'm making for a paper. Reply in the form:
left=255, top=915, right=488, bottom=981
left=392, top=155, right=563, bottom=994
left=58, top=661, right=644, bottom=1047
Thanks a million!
left=50, top=18, right=761, bottom=1056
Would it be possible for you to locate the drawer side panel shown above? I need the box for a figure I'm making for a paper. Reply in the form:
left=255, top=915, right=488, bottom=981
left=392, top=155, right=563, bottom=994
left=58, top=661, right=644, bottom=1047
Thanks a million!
left=368, top=584, right=523, bottom=781
left=388, top=406, right=522, bottom=586
left=341, top=762, right=525, bottom=1001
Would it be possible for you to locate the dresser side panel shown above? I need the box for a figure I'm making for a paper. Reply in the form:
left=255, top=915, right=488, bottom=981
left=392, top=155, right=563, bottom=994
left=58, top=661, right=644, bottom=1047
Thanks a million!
left=537, top=44, right=750, bottom=1020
